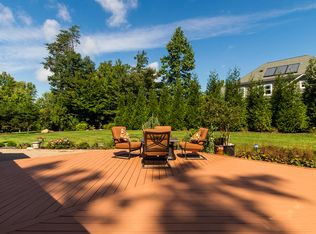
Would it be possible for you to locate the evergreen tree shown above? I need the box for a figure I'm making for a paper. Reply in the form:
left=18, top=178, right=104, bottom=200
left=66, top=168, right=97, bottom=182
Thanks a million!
left=225, top=67, right=243, bottom=105
left=130, top=87, right=148, bottom=129
left=246, top=80, right=272, bottom=131
left=202, top=70, right=225, bottom=129
left=206, top=70, right=224, bottom=99
left=147, top=89, right=159, bottom=117
left=135, top=50, right=148, bottom=71
left=170, top=79, right=186, bottom=130
left=160, top=27, right=195, bottom=86
left=185, top=76, right=201, bottom=129
left=304, top=58, right=316, bottom=127
left=158, top=84, right=172, bottom=126
left=271, top=76, right=308, bottom=132
left=43, top=26, right=95, bottom=94
left=42, top=25, right=96, bottom=128
left=224, top=67, right=247, bottom=130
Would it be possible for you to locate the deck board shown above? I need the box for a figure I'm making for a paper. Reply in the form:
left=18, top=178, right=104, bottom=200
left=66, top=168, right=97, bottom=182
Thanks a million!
left=0, top=149, right=315, bottom=234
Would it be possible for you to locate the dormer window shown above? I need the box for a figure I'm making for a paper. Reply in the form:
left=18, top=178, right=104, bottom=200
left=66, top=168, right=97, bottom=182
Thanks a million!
left=263, top=63, right=300, bottom=77
left=264, top=67, right=276, bottom=77
left=275, top=65, right=288, bottom=75
left=286, top=63, right=300, bottom=73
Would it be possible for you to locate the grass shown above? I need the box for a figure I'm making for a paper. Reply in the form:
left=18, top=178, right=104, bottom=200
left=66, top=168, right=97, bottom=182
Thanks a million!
left=0, top=130, right=315, bottom=151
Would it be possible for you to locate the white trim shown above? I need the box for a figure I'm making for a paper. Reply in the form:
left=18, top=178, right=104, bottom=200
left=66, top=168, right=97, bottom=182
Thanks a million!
left=240, top=87, right=247, bottom=98
left=263, top=84, right=273, bottom=96
left=298, top=80, right=306, bottom=90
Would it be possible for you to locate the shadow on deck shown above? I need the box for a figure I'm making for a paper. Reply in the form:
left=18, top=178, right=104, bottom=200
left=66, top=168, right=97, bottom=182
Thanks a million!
left=0, top=150, right=314, bottom=233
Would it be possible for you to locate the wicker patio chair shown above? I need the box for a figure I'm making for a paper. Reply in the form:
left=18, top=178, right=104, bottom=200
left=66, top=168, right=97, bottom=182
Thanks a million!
left=111, top=126, right=142, bottom=159
left=179, top=128, right=209, bottom=159
left=142, top=130, right=171, bottom=167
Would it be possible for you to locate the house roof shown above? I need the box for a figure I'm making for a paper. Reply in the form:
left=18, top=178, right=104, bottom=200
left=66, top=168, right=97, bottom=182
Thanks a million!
left=240, top=55, right=315, bottom=85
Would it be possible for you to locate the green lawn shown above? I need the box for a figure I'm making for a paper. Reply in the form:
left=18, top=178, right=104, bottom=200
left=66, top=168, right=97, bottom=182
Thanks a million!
left=0, top=130, right=315, bottom=151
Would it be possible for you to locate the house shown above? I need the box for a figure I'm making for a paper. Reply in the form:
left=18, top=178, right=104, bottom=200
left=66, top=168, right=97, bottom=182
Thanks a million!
left=240, top=55, right=315, bottom=97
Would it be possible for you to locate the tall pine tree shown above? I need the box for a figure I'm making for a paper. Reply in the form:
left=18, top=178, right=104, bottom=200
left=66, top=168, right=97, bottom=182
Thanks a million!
left=224, top=67, right=247, bottom=130
left=246, top=80, right=272, bottom=131
left=170, top=79, right=186, bottom=130
left=160, top=27, right=195, bottom=87
left=185, top=76, right=201, bottom=129
left=158, top=84, right=172, bottom=126
left=304, top=58, right=316, bottom=127
left=271, top=76, right=308, bottom=132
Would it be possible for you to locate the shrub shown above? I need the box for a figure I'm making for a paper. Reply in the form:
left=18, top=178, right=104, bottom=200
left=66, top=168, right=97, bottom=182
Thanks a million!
left=0, top=142, right=5, bottom=147
left=76, top=142, right=90, bottom=149
left=75, top=122, right=88, bottom=131
left=46, top=138, right=74, bottom=149
left=235, top=145, right=315, bottom=168
left=19, top=143, right=31, bottom=149
left=92, top=141, right=114, bottom=149
left=102, top=123, right=116, bottom=130
left=6, top=141, right=17, bottom=147
left=142, top=115, right=160, bottom=130
left=88, top=125, right=95, bottom=130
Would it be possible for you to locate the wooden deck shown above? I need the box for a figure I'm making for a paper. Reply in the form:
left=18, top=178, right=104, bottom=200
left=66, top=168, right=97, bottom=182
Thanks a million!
left=0, top=149, right=316, bottom=233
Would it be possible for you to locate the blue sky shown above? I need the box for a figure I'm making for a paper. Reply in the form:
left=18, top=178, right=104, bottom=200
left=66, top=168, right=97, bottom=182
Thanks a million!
left=1, top=0, right=316, bottom=96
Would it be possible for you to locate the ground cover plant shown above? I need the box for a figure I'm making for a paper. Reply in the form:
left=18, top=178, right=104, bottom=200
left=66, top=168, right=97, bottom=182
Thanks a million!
left=235, top=145, right=316, bottom=168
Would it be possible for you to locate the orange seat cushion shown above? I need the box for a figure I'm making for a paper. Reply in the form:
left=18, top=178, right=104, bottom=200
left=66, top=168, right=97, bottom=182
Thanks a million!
left=179, top=142, right=203, bottom=151
left=115, top=141, right=142, bottom=150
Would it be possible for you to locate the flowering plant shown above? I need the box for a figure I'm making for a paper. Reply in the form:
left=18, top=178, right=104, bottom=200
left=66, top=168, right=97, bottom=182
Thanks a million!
left=47, top=138, right=74, bottom=149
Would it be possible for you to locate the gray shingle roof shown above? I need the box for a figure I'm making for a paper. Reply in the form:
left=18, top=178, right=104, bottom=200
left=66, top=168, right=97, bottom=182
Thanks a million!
left=240, top=55, right=315, bottom=85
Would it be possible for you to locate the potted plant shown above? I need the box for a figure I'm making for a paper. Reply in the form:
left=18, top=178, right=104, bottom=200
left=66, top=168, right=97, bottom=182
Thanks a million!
left=215, top=103, right=240, bottom=156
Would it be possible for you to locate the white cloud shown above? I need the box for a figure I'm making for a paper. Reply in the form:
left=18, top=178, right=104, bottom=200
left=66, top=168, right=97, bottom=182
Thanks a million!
left=57, top=3, right=71, bottom=22
left=80, top=3, right=316, bottom=56
left=17, top=11, right=32, bottom=26
left=0, top=3, right=14, bottom=25
left=42, top=19, right=60, bottom=42
left=148, top=62, right=159, bottom=71
left=95, top=0, right=137, bottom=27
left=36, top=66, right=52, bottom=82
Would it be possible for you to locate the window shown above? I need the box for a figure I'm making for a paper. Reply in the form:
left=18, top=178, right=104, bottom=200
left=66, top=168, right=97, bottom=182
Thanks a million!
left=240, top=87, right=247, bottom=98
left=264, top=84, right=273, bottom=96
left=286, top=63, right=300, bottom=73
left=264, top=67, right=276, bottom=77
left=299, top=81, right=306, bottom=90
left=275, top=65, right=288, bottom=75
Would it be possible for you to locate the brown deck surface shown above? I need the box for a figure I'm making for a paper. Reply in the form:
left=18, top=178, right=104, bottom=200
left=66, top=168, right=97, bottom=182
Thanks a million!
left=0, top=149, right=315, bottom=234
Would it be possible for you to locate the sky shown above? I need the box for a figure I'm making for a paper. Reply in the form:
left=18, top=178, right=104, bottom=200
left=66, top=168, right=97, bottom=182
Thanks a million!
left=1, top=0, right=316, bottom=97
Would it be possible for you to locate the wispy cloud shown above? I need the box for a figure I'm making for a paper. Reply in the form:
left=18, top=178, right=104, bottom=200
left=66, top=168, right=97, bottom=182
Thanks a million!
left=80, top=3, right=316, bottom=56
left=57, top=3, right=71, bottom=22
left=42, top=19, right=61, bottom=42
left=95, top=0, right=137, bottom=27
left=0, top=4, right=61, bottom=81
left=1, top=2, right=316, bottom=84
left=17, top=11, right=32, bottom=26
left=0, top=3, right=14, bottom=25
